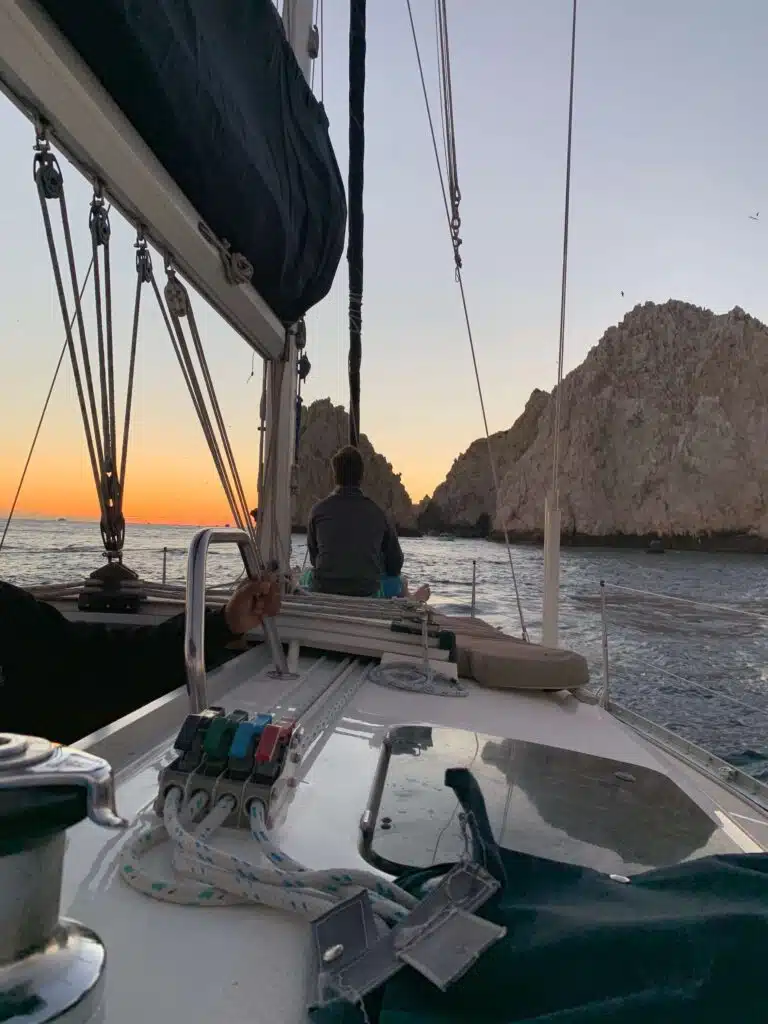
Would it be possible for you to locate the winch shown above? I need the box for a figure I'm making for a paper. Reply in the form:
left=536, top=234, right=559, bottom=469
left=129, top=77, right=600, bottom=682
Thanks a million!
left=0, top=732, right=126, bottom=1023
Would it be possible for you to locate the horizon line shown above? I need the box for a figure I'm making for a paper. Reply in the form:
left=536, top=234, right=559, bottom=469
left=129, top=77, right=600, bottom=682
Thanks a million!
left=0, top=514, right=226, bottom=528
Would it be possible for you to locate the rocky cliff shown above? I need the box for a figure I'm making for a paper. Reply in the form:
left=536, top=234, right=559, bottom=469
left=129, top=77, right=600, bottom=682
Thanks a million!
left=495, top=301, right=768, bottom=542
left=426, top=300, right=768, bottom=546
left=418, top=390, right=549, bottom=535
left=292, top=399, right=417, bottom=532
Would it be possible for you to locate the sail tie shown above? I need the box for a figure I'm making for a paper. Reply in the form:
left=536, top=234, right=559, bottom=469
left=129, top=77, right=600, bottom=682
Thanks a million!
left=197, top=220, right=253, bottom=287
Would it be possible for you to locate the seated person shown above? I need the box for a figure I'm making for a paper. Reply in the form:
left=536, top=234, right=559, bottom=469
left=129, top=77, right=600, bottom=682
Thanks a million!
left=303, top=445, right=429, bottom=601
left=0, top=575, right=279, bottom=745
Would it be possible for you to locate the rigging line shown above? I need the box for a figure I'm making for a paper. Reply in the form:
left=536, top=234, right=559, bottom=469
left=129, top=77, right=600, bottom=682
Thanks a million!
left=260, top=361, right=292, bottom=569
left=57, top=176, right=107, bottom=478
left=118, top=235, right=151, bottom=503
left=150, top=277, right=209, bottom=445
left=150, top=274, right=238, bottom=513
left=186, top=297, right=257, bottom=533
left=405, top=0, right=528, bottom=641
left=310, top=0, right=319, bottom=91
left=90, top=197, right=113, bottom=467
left=643, top=662, right=768, bottom=720
left=455, top=270, right=528, bottom=641
left=256, top=369, right=279, bottom=553
left=153, top=270, right=267, bottom=570
left=347, top=0, right=366, bottom=446
left=33, top=149, right=106, bottom=520
left=551, top=0, right=577, bottom=506
left=88, top=189, right=118, bottom=476
left=433, top=0, right=449, bottom=178
left=0, top=255, right=95, bottom=554
left=104, top=205, right=117, bottom=473
left=160, top=280, right=247, bottom=540
left=257, top=359, right=267, bottom=508
left=405, top=0, right=451, bottom=225
left=320, top=0, right=325, bottom=102
left=429, top=731, right=479, bottom=866
left=436, top=0, right=460, bottom=214
left=87, top=194, right=126, bottom=556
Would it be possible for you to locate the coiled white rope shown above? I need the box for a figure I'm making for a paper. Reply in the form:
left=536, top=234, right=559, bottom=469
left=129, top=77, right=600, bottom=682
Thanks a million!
left=120, top=787, right=414, bottom=924
left=368, top=662, right=468, bottom=697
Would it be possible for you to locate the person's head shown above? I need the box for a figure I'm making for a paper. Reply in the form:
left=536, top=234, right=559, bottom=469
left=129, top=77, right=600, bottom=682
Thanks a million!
left=332, top=445, right=364, bottom=488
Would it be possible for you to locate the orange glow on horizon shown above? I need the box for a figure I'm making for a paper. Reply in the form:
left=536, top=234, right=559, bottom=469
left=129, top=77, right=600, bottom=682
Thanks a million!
left=1, top=458, right=235, bottom=527
left=1, top=451, right=442, bottom=526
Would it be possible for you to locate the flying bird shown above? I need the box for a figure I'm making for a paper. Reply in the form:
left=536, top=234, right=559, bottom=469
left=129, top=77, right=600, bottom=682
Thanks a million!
left=749, top=211, right=760, bottom=221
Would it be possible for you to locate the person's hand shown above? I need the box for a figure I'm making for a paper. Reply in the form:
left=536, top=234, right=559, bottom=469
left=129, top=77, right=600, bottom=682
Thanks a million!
left=224, top=576, right=281, bottom=635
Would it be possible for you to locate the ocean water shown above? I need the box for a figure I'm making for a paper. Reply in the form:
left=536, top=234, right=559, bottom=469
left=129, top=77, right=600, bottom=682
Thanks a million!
left=2, top=517, right=767, bottom=777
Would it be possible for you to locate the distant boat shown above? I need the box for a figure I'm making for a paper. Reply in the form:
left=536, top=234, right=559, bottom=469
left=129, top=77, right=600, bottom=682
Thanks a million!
left=57, top=517, right=67, bottom=522
left=647, top=538, right=665, bottom=554
left=437, top=533, right=455, bottom=541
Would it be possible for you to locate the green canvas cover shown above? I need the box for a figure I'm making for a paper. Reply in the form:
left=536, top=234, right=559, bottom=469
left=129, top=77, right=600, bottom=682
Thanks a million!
left=312, top=769, right=767, bottom=1023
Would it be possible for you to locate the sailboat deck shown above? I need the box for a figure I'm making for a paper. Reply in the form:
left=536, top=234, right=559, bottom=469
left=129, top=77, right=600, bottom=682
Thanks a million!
left=63, top=645, right=767, bottom=1024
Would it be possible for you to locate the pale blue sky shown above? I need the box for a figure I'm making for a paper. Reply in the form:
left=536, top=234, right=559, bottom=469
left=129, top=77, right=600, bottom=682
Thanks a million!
left=1, top=0, right=767, bottom=518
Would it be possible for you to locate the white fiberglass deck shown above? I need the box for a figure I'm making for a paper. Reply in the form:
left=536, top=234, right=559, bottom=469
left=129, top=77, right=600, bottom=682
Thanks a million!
left=64, top=647, right=767, bottom=1024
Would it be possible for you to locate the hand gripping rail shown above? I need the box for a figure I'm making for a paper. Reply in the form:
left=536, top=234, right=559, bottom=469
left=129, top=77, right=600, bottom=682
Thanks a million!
left=185, top=528, right=289, bottom=713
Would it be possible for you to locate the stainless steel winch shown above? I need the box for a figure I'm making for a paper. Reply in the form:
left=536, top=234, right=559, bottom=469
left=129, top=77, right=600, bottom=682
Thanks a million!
left=0, top=732, right=126, bottom=1023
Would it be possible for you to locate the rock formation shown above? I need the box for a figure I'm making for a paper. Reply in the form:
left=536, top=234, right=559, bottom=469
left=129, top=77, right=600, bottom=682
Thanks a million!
left=424, top=300, right=768, bottom=546
left=418, top=390, right=548, bottom=535
left=292, top=398, right=417, bottom=532
left=493, top=301, right=768, bottom=542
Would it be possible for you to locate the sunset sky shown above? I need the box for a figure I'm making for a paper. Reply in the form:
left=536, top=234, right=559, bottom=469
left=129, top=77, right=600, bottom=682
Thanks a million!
left=2, top=0, right=768, bottom=525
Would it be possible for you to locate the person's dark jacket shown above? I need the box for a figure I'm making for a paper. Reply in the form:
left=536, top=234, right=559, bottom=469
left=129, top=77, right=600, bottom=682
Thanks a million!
left=307, top=486, right=404, bottom=597
left=0, top=581, right=237, bottom=745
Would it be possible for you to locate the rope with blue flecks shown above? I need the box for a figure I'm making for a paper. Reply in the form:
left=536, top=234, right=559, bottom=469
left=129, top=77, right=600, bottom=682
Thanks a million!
left=119, top=787, right=414, bottom=924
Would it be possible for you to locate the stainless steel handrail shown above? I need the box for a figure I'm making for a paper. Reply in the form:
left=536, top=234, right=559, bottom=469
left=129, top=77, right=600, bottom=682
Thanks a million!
left=184, top=528, right=289, bottom=713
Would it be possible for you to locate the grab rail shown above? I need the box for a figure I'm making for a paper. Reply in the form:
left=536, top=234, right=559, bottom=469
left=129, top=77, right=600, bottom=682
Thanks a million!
left=184, top=528, right=289, bottom=713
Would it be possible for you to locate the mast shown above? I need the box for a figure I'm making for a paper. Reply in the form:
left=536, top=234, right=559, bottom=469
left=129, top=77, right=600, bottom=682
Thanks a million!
left=347, top=0, right=366, bottom=446
left=259, top=0, right=317, bottom=571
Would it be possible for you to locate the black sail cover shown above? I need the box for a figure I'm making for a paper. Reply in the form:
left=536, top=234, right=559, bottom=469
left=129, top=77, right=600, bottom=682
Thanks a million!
left=37, top=0, right=347, bottom=325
